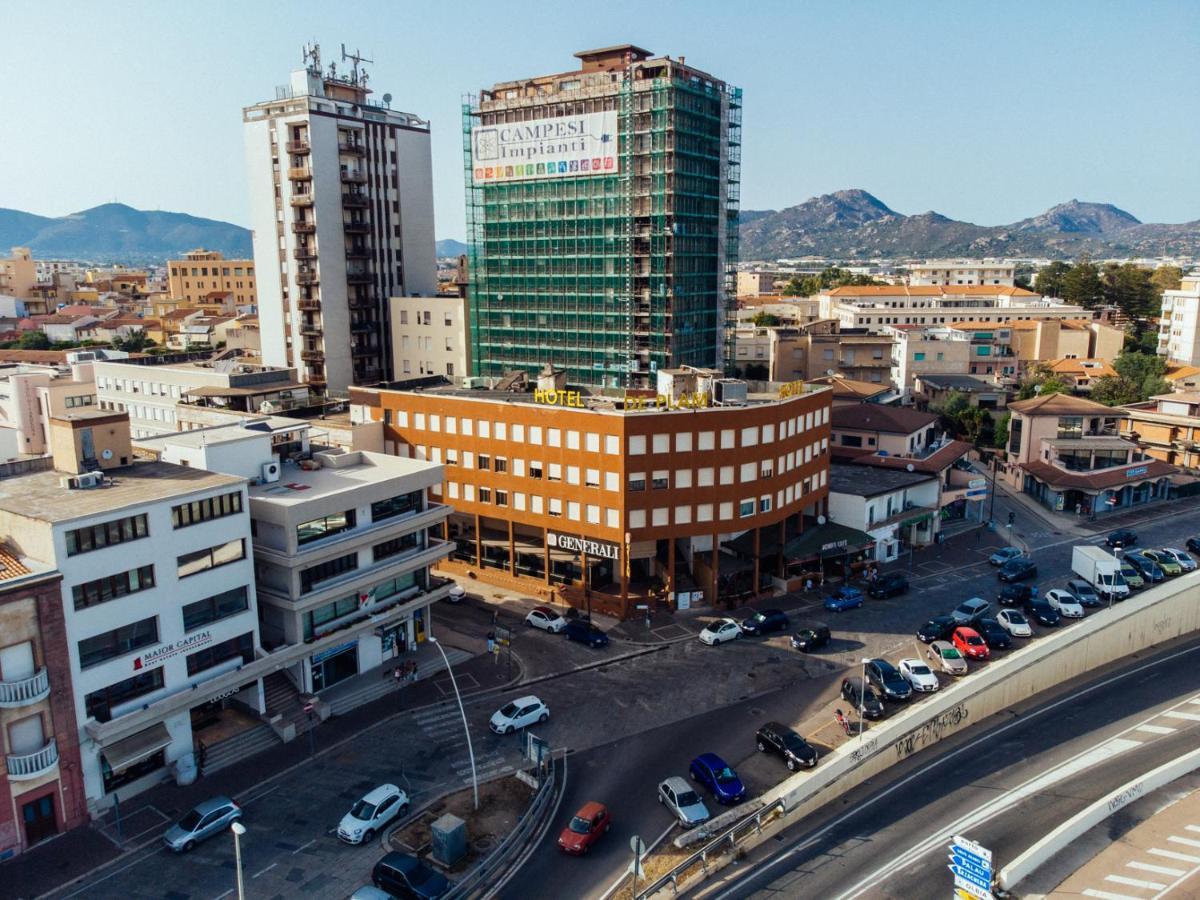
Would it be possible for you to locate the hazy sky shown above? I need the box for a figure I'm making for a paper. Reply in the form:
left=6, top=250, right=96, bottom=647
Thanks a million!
left=3, top=0, right=1197, bottom=238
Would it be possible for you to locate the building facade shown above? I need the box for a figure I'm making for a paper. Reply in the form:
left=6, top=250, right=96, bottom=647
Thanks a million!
left=820, top=285, right=1085, bottom=331
left=907, top=259, right=1016, bottom=287
left=886, top=324, right=971, bottom=400
left=827, top=465, right=940, bottom=563
left=1159, top=273, right=1200, bottom=367
left=167, top=250, right=256, bottom=309
left=1119, top=392, right=1200, bottom=473
left=244, top=46, right=437, bottom=392
left=389, top=294, right=471, bottom=380
left=0, top=248, right=37, bottom=301
left=464, top=45, right=742, bottom=389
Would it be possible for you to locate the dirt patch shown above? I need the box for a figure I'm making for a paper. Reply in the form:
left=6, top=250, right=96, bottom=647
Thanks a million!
left=388, top=776, right=534, bottom=874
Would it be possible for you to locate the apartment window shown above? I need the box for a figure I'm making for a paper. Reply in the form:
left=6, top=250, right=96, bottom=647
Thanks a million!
left=300, top=552, right=358, bottom=593
left=479, top=487, right=492, bottom=503
left=178, top=539, right=245, bottom=578
left=182, top=586, right=249, bottom=632
left=529, top=461, right=544, bottom=480
left=760, top=496, right=772, bottom=513
left=740, top=499, right=756, bottom=518
left=628, top=472, right=646, bottom=492
left=186, top=632, right=253, bottom=676
left=65, top=513, right=148, bottom=556
left=740, top=462, right=757, bottom=482
left=761, top=460, right=774, bottom=479
left=85, top=669, right=164, bottom=723
left=72, top=564, right=156, bottom=611
left=628, top=509, right=646, bottom=529
left=720, top=466, right=734, bottom=485
left=371, top=490, right=422, bottom=521
left=373, top=531, right=419, bottom=562
left=78, top=616, right=158, bottom=669
left=297, top=510, right=356, bottom=545
left=698, top=467, right=714, bottom=487
left=494, top=457, right=508, bottom=474
left=477, top=454, right=491, bottom=471
left=651, top=470, right=669, bottom=490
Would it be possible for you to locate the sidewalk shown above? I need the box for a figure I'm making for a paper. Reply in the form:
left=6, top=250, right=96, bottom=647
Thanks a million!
left=0, top=636, right=516, bottom=900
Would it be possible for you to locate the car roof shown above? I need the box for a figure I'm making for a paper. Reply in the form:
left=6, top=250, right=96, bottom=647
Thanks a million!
left=361, top=784, right=401, bottom=804
left=954, top=626, right=980, bottom=636
left=194, top=796, right=235, bottom=814
left=661, top=775, right=690, bottom=791
left=898, top=657, right=923, bottom=666
left=506, top=695, right=542, bottom=707
left=379, top=851, right=421, bottom=873
left=576, top=801, right=608, bottom=818
left=693, top=752, right=728, bottom=769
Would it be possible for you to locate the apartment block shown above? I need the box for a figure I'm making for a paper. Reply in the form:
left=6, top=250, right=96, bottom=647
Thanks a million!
left=820, top=285, right=1085, bottom=331
left=907, top=259, right=1015, bottom=287
left=389, top=294, right=471, bottom=380
left=1159, top=273, right=1200, bottom=367
left=885, top=324, right=971, bottom=400
left=167, top=250, right=256, bottom=309
left=1119, top=391, right=1200, bottom=473
left=0, top=248, right=37, bottom=300
left=768, top=322, right=895, bottom=386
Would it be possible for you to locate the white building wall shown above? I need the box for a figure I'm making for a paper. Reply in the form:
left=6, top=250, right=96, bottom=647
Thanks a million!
left=394, top=128, right=437, bottom=297
left=1160, top=283, right=1200, bottom=368
left=245, top=117, right=288, bottom=371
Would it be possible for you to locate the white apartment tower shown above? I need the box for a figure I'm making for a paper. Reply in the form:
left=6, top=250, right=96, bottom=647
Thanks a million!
left=243, top=44, right=437, bottom=393
left=1159, top=272, right=1200, bottom=368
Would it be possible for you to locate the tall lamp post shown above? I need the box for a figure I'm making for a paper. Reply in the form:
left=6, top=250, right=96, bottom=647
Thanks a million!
left=428, top=635, right=478, bottom=810
left=231, top=821, right=247, bottom=900
left=859, top=657, right=871, bottom=741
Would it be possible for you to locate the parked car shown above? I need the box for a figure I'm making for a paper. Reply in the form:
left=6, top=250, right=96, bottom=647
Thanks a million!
left=997, top=583, right=1033, bottom=606
left=558, top=802, right=610, bottom=854
left=689, top=753, right=747, bottom=805
left=1024, top=597, right=1061, bottom=627
left=446, top=585, right=466, bottom=603
left=755, top=721, right=818, bottom=771
left=1160, top=548, right=1197, bottom=572
left=824, top=586, right=865, bottom=613
left=525, top=606, right=568, bottom=633
left=1141, top=549, right=1182, bottom=576
left=338, top=784, right=409, bottom=845
left=996, top=609, right=1033, bottom=638
left=490, top=696, right=549, bottom=734
left=563, top=619, right=609, bottom=648
left=1120, top=563, right=1145, bottom=590
left=898, top=658, right=940, bottom=692
left=865, top=658, right=913, bottom=701
left=840, top=676, right=885, bottom=718
left=1106, top=529, right=1138, bottom=549
left=658, top=776, right=710, bottom=827
left=926, top=641, right=968, bottom=676
left=1125, top=552, right=1164, bottom=583
left=917, top=615, right=957, bottom=643
left=1045, top=588, right=1085, bottom=619
left=1064, top=579, right=1101, bottom=608
left=163, top=796, right=241, bottom=852
left=372, top=852, right=450, bottom=899
left=741, top=609, right=789, bottom=636
left=952, top=627, right=990, bottom=660
left=976, top=618, right=1012, bottom=650
left=867, top=572, right=909, bottom=599
left=998, top=557, right=1038, bottom=583
left=350, top=887, right=394, bottom=900
left=989, top=546, right=1023, bottom=566
left=951, top=597, right=991, bottom=626
left=699, top=618, right=743, bottom=646
left=790, top=624, right=831, bottom=652
left=1187, top=536, right=1200, bottom=555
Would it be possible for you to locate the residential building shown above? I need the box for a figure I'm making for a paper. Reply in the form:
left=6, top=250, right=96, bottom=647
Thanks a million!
left=732, top=325, right=772, bottom=378
left=805, top=375, right=892, bottom=406
left=0, top=361, right=98, bottom=460
left=913, top=374, right=1009, bottom=412
left=389, top=294, right=471, bottom=380
left=167, top=250, right=256, bottom=308
left=843, top=437, right=985, bottom=529
left=1159, top=272, right=1200, bottom=367
left=734, top=297, right=822, bottom=325
left=464, top=45, right=742, bottom=389
left=214, top=315, right=261, bottom=357
left=886, top=324, right=971, bottom=400
left=907, top=259, right=1015, bottom=287
left=768, top=322, right=895, bottom=385
left=820, top=285, right=1085, bottom=331
left=830, top=404, right=939, bottom=458
left=0, top=249, right=37, bottom=300
left=350, top=370, right=833, bottom=615
left=243, top=46, right=437, bottom=392
left=1119, top=392, right=1200, bottom=473
left=0, top=547, right=88, bottom=857
left=945, top=318, right=1123, bottom=384
left=828, top=464, right=940, bottom=562
left=1165, top=365, right=1200, bottom=393
left=1046, top=357, right=1117, bottom=392
left=736, top=271, right=785, bottom=296
left=1002, top=393, right=1175, bottom=517
left=166, top=314, right=235, bottom=351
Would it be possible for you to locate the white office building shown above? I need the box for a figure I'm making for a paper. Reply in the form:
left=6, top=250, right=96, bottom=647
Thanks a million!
left=908, top=259, right=1016, bottom=287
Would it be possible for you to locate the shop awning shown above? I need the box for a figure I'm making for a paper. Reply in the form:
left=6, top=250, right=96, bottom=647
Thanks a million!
left=722, top=529, right=784, bottom=559
left=784, top=523, right=876, bottom=560
left=101, top=722, right=172, bottom=773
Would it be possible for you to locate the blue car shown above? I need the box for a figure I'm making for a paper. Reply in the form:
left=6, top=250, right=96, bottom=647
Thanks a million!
left=824, top=586, right=864, bottom=613
left=688, top=753, right=746, bottom=805
left=562, top=619, right=609, bottom=648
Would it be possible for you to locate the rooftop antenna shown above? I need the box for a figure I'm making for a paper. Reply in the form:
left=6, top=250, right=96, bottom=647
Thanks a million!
left=341, top=43, right=373, bottom=87
left=302, top=41, right=322, bottom=75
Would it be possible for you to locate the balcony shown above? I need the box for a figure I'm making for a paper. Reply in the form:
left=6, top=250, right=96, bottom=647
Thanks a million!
left=345, top=247, right=370, bottom=260
left=7, top=738, right=58, bottom=781
left=346, top=270, right=373, bottom=285
left=0, top=668, right=50, bottom=708
left=340, top=170, right=367, bottom=184
left=286, top=140, right=311, bottom=154
left=348, top=295, right=373, bottom=309
left=352, top=345, right=378, bottom=358
left=341, top=193, right=369, bottom=209
left=297, top=299, right=321, bottom=312
left=343, top=221, right=369, bottom=234
left=287, top=167, right=313, bottom=181
left=292, top=221, right=316, bottom=235
left=293, top=247, right=316, bottom=261
left=350, top=321, right=372, bottom=333
left=338, top=141, right=366, bottom=155
left=300, top=323, right=322, bottom=336
left=290, top=194, right=314, bottom=208
left=296, top=270, right=319, bottom=286
left=307, top=372, right=327, bottom=386
left=301, top=349, right=325, bottom=363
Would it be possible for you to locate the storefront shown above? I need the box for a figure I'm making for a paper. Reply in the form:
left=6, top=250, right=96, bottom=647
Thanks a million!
left=781, top=522, right=876, bottom=583
left=1020, top=460, right=1176, bottom=519
left=310, top=640, right=358, bottom=692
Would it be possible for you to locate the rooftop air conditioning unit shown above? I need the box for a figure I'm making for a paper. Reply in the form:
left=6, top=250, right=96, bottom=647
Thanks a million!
left=261, top=460, right=281, bottom=484
left=72, top=472, right=104, bottom=489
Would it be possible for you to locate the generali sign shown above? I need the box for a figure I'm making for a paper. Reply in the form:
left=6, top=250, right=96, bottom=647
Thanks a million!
left=546, top=531, right=620, bottom=561
left=133, top=630, right=213, bottom=671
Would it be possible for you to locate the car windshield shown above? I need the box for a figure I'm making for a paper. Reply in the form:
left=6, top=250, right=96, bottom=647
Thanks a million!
left=909, top=664, right=932, bottom=676
left=784, top=734, right=810, bottom=752
left=751, top=612, right=766, bottom=622
left=499, top=702, right=519, bottom=718
left=178, top=810, right=203, bottom=831
left=1007, top=613, right=1027, bottom=624
left=715, top=766, right=737, bottom=783
left=350, top=799, right=377, bottom=820
left=942, top=647, right=963, bottom=659
left=568, top=815, right=591, bottom=834
left=967, top=636, right=984, bottom=645
left=677, top=790, right=702, bottom=807
left=407, top=863, right=433, bottom=886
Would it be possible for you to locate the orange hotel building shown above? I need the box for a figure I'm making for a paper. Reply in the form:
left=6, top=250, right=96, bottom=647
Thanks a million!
left=350, top=377, right=836, bottom=618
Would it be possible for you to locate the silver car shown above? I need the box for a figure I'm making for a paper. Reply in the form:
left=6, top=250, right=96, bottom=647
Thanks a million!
left=163, top=796, right=241, bottom=852
left=926, top=640, right=968, bottom=676
left=658, top=776, right=710, bottom=827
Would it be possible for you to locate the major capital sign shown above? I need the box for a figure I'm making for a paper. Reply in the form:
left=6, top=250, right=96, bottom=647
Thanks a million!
left=133, top=630, right=213, bottom=671
left=472, top=111, right=618, bottom=183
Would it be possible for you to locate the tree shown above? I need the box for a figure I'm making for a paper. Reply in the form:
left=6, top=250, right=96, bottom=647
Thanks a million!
left=993, top=412, right=1010, bottom=449
left=1100, top=263, right=1159, bottom=320
left=1016, top=374, right=1068, bottom=401
left=1034, top=261, right=1070, bottom=298
left=750, top=312, right=782, bottom=327
left=743, top=363, right=769, bottom=380
left=17, top=331, right=51, bottom=350
left=1089, top=352, right=1169, bottom=407
left=933, top=391, right=988, bottom=444
left=1060, top=257, right=1104, bottom=307
left=113, top=332, right=154, bottom=353
left=1150, top=266, right=1183, bottom=294
left=783, top=266, right=880, bottom=297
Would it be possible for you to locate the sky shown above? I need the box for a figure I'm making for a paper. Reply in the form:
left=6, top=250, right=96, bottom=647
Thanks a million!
left=3, top=0, right=1198, bottom=239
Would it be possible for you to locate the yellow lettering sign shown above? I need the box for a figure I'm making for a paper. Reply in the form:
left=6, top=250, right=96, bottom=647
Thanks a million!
left=778, top=381, right=805, bottom=399
left=533, top=389, right=584, bottom=408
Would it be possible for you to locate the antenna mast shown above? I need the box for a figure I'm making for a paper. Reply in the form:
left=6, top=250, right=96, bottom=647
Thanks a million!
left=340, top=43, right=374, bottom=87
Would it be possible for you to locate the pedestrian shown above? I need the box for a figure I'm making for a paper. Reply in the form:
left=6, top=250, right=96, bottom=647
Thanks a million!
left=804, top=577, right=814, bottom=593
left=486, top=631, right=495, bottom=655
left=393, top=665, right=403, bottom=689
left=410, top=661, right=419, bottom=683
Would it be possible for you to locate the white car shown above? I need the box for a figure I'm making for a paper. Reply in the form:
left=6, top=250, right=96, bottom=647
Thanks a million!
left=490, top=695, right=549, bottom=734
left=525, top=606, right=568, bottom=633
left=658, top=776, right=710, bottom=828
left=1045, top=589, right=1085, bottom=619
left=996, top=609, right=1032, bottom=637
left=1161, top=548, right=1197, bottom=572
left=898, top=658, right=940, bottom=693
left=699, top=618, right=743, bottom=646
left=446, top=585, right=466, bottom=603
left=338, top=784, right=409, bottom=844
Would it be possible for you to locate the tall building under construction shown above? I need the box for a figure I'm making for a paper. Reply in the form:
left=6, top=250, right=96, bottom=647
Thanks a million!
left=463, top=45, right=742, bottom=390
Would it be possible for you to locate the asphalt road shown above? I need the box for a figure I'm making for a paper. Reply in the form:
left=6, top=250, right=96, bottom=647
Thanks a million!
left=687, top=636, right=1200, bottom=900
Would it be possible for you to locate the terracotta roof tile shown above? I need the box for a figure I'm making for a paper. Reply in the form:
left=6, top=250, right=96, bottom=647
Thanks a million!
left=1007, top=393, right=1115, bottom=415
left=830, top=403, right=938, bottom=434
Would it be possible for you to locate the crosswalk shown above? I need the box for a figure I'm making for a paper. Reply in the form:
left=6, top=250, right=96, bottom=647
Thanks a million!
left=411, top=704, right=514, bottom=787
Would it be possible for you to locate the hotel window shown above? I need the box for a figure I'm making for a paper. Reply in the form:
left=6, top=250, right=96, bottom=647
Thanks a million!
left=72, top=564, right=156, bottom=611
left=397, top=411, right=409, bottom=427
left=675, top=505, right=692, bottom=524
left=567, top=466, right=580, bottom=485
left=494, top=457, right=508, bottom=474
left=178, top=538, right=246, bottom=578
left=697, top=503, right=713, bottom=522
left=446, top=416, right=457, bottom=434
left=78, top=616, right=158, bottom=669
left=652, top=508, right=668, bottom=526
left=548, top=463, right=562, bottom=482
left=477, top=454, right=491, bottom=471
left=605, top=435, right=619, bottom=455
left=721, top=429, right=735, bottom=449
left=463, top=485, right=475, bottom=502
left=698, top=431, right=714, bottom=451
left=414, top=413, right=425, bottom=430
left=495, top=422, right=506, bottom=440
left=548, top=498, right=562, bottom=518
left=629, top=435, right=646, bottom=455
left=182, top=586, right=249, bottom=632
left=463, top=451, right=474, bottom=468
left=586, top=504, right=600, bottom=524
left=652, top=434, right=669, bottom=453
left=479, top=487, right=492, bottom=503
left=462, top=418, right=473, bottom=436
left=740, top=462, right=756, bottom=482
left=720, top=466, right=734, bottom=485
left=740, top=499, right=756, bottom=518
left=511, top=458, right=525, bottom=477
left=448, top=482, right=459, bottom=499
left=762, top=424, right=775, bottom=443
left=741, top=426, right=758, bottom=447
left=299, top=551, right=357, bottom=593
left=532, top=495, right=544, bottom=514
left=529, top=425, right=542, bottom=445
left=514, top=492, right=526, bottom=511
left=675, top=469, right=692, bottom=489
left=760, top=495, right=772, bottom=513
left=628, top=472, right=646, bottom=492
left=496, top=491, right=509, bottom=507
left=66, top=513, right=149, bottom=556
left=478, top=420, right=489, bottom=438
left=761, top=460, right=774, bottom=478
left=698, top=467, right=714, bottom=487
left=297, top=510, right=356, bottom=545
left=512, top=424, right=525, bottom=442
left=567, top=430, right=580, bottom=450
left=548, top=428, right=561, bottom=447
left=429, top=414, right=441, bottom=431
left=675, top=432, right=693, bottom=452
left=446, top=449, right=458, bottom=466
left=586, top=468, right=600, bottom=487
left=529, top=461, right=544, bottom=479
left=586, top=433, right=600, bottom=453
left=628, top=509, right=646, bottom=529
left=720, top=501, right=733, bottom=520
left=651, top=470, right=669, bottom=490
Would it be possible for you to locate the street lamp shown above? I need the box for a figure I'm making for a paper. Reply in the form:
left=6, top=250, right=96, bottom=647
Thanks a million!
left=428, top=635, right=478, bottom=810
left=231, top=821, right=246, bottom=900
left=859, top=657, right=871, bottom=741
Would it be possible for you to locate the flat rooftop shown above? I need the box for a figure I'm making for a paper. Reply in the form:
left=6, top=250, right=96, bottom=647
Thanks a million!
left=0, top=462, right=244, bottom=524
left=135, top=418, right=310, bottom=451
left=248, top=451, right=438, bottom=507
left=828, top=464, right=936, bottom=497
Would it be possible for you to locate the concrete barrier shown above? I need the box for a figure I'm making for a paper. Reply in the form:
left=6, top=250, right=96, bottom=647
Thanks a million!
left=643, top=570, right=1200, bottom=898
left=996, top=744, right=1200, bottom=890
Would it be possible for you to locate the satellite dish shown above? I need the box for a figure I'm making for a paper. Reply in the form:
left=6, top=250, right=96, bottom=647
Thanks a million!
left=101, top=449, right=114, bottom=460
left=817, top=515, right=827, bottom=525
left=906, top=463, right=915, bottom=472
left=382, top=92, right=393, bottom=105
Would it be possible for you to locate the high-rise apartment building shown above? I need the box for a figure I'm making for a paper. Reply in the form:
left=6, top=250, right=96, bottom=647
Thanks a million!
left=1159, top=272, right=1200, bottom=368
left=167, top=250, right=256, bottom=309
left=243, top=45, right=437, bottom=393
left=464, top=45, right=742, bottom=390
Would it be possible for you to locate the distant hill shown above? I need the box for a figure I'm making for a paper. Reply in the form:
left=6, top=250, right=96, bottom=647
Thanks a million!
left=0, top=203, right=252, bottom=263
left=436, top=238, right=468, bottom=258
left=739, top=191, right=1200, bottom=260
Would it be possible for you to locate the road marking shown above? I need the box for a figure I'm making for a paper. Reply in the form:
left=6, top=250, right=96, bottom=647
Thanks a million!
left=1187, top=825, right=1200, bottom=834
left=1083, top=890, right=1144, bottom=900
left=1106, top=873, right=1167, bottom=889
left=1163, top=710, right=1200, bottom=721
left=251, top=862, right=278, bottom=879
left=241, top=783, right=282, bottom=805
left=1168, top=836, right=1200, bottom=849
left=1136, top=724, right=1177, bottom=735
left=1127, top=861, right=1184, bottom=877
left=211, top=891, right=234, bottom=900
left=292, top=838, right=316, bottom=855
left=1149, top=848, right=1200, bottom=864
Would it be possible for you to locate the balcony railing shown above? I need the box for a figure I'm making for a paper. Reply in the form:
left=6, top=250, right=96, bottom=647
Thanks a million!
left=287, top=167, right=312, bottom=181
left=293, top=247, right=316, bottom=261
left=340, top=170, right=367, bottom=184
left=297, top=299, right=321, bottom=312
left=296, top=271, right=319, bottom=286
left=301, top=349, right=325, bottom=362
left=285, top=140, right=311, bottom=154
left=290, top=194, right=314, bottom=208
left=346, top=270, right=372, bottom=285
left=0, top=668, right=50, bottom=708
left=300, top=323, right=322, bottom=336
left=292, top=221, right=316, bottom=235
left=7, top=738, right=58, bottom=781
left=342, top=193, right=369, bottom=208
left=343, top=221, right=369, bottom=234
left=338, top=141, right=366, bottom=155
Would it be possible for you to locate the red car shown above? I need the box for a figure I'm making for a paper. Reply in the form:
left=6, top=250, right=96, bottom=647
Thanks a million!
left=558, top=801, right=610, bottom=854
left=952, top=627, right=990, bottom=661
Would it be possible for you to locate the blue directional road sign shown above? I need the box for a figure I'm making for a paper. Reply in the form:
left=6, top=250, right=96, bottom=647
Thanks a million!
left=948, top=835, right=992, bottom=900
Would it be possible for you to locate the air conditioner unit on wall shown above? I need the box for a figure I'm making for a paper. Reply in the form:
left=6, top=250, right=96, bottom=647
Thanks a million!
left=261, top=461, right=281, bottom=483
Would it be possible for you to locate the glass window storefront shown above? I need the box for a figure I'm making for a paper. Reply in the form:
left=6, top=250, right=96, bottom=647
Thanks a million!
left=311, top=641, right=358, bottom=692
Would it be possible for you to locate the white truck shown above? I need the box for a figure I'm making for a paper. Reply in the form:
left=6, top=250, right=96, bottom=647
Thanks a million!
left=1072, top=545, right=1130, bottom=602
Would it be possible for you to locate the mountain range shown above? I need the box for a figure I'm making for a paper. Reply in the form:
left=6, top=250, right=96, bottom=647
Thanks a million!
left=738, top=190, right=1200, bottom=261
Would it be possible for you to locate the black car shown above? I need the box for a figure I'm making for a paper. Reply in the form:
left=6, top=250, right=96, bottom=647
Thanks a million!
left=562, top=619, right=609, bottom=648
left=840, top=677, right=885, bottom=719
left=864, top=659, right=913, bottom=701
left=867, top=572, right=909, bottom=599
left=791, top=624, right=831, bottom=652
left=917, top=615, right=957, bottom=643
left=1024, top=597, right=1060, bottom=627
left=997, top=583, right=1033, bottom=606
left=998, top=558, right=1038, bottom=582
left=1125, top=552, right=1164, bottom=583
left=742, top=609, right=789, bottom=636
left=1107, top=529, right=1138, bottom=549
left=976, top=617, right=1012, bottom=650
left=1187, top=537, right=1200, bottom=555
left=755, top=721, right=818, bottom=771
left=373, top=851, right=451, bottom=899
